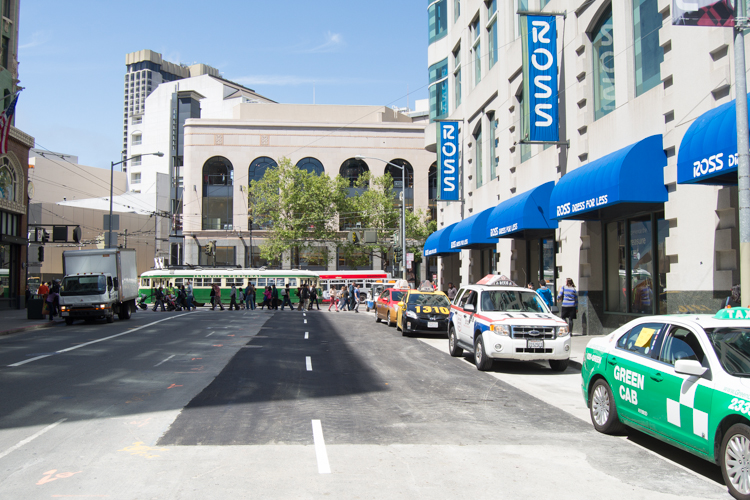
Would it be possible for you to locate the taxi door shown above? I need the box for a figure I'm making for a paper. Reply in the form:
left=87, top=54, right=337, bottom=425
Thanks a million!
left=608, top=322, right=666, bottom=429
left=649, top=324, right=713, bottom=455
left=456, top=290, right=477, bottom=345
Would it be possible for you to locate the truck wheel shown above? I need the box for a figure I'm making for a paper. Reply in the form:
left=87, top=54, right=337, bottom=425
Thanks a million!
left=589, top=379, right=625, bottom=435
left=118, top=306, right=131, bottom=320
left=474, top=334, right=493, bottom=371
left=64, top=318, right=74, bottom=326
left=721, top=423, right=750, bottom=500
left=448, top=325, right=463, bottom=357
left=106, top=314, right=114, bottom=324
left=549, top=359, right=569, bottom=372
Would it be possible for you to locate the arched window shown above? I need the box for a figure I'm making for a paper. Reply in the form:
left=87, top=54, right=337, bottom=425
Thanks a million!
left=385, top=159, right=414, bottom=211
left=296, top=157, right=325, bottom=176
left=0, top=156, right=17, bottom=202
left=591, top=6, right=615, bottom=120
left=202, top=156, right=234, bottom=230
left=339, top=158, right=369, bottom=188
left=249, top=156, right=277, bottom=185
left=428, top=163, right=437, bottom=222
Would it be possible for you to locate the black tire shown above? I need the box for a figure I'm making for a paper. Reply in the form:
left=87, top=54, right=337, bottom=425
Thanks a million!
left=448, top=325, right=463, bottom=357
left=64, top=318, right=74, bottom=326
left=589, top=379, right=626, bottom=434
left=721, top=423, right=750, bottom=500
left=549, top=359, right=569, bottom=372
left=375, top=311, right=381, bottom=323
left=118, top=306, right=131, bottom=320
left=474, top=334, right=493, bottom=371
left=387, top=311, right=394, bottom=327
left=106, top=314, right=114, bottom=324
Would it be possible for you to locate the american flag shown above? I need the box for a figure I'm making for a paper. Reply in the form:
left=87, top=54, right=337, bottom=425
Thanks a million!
left=0, top=93, right=18, bottom=154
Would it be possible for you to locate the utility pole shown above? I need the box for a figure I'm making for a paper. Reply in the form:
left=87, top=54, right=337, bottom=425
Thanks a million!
left=735, top=0, right=750, bottom=306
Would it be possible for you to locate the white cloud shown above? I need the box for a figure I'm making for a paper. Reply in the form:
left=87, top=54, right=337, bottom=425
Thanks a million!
left=297, top=31, right=344, bottom=53
left=19, top=31, right=50, bottom=50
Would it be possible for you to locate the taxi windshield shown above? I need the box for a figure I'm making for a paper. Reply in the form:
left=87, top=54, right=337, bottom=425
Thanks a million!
left=407, top=294, right=449, bottom=307
left=706, top=327, right=750, bottom=376
left=480, top=290, right=548, bottom=313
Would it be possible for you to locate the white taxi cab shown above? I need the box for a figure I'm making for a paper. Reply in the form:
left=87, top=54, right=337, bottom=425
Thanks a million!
left=448, top=275, right=571, bottom=371
left=582, top=308, right=750, bottom=500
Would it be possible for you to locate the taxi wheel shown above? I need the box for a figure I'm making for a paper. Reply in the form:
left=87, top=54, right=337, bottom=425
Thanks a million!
left=474, top=334, right=493, bottom=371
left=375, top=310, right=381, bottom=323
left=448, top=326, right=463, bottom=357
left=721, top=423, right=750, bottom=500
left=589, top=379, right=625, bottom=435
left=387, top=311, right=394, bottom=327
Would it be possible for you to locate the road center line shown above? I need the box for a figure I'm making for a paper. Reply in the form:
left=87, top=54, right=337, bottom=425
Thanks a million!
left=0, top=418, right=67, bottom=461
left=306, top=356, right=312, bottom=371
left=304, top=319, right=307, bottom=324
left=8, top=313, right=193, bottom=367
left=303, top=313, right=306, bottom=317
left=206, top=331, right=215, bottom=337
left=311, top=419, right=331, bottom=474
left=305, top=332, right=309, bottom=339
left=154, top=354, right=175, bottom=367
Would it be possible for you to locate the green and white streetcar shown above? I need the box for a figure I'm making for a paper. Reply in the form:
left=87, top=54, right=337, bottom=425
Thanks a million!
left=581, top=307, right=750, bottom=499
left=138, top=268, right=319, bottom=307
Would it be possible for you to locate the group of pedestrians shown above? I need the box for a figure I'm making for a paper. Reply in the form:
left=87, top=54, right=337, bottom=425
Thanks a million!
left=152, top=282, right=197, bottom=312
left=525, top=278, right=578, bottom=332
left=327, top=283, right=361, bottom=313
left=38, top=281, right=60, bottom=321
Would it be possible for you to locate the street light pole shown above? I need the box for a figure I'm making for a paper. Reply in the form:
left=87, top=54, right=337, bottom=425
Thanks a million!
left=355, top=155, right=407, bottom=280
left=108, top=152, right=164, bottom=248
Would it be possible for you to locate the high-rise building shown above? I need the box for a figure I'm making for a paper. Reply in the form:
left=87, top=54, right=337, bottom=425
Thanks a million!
left=122, top=50, right=220, bottom=162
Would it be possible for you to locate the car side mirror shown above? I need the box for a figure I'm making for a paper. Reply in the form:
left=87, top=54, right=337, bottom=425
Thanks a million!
left=465, top=304, right=475, bottom=312
left=674, top=359, right=707, bottom=377
left=550, top=305, right=559, bottom=314
left=398, top=302, right=405, bottom=308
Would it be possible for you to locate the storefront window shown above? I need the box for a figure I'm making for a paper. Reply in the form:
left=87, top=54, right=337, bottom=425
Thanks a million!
left=474, top=126, right=483, bottom=188
left=199, top=246, right=236, bottom=267
left=0, top=244, right=10, bottom=298
left=592, top=6, right=615, bottom=120
left=606, top=212, right=668, bottom=314
left=337, top=247, right=373, bottom=270
left=542, top=238, right=556, bottom=292
left=0, top=158, right=17, bottom=202
left=633, top=0, right=663, bottom=96
left=292, top=246, right=328, bottom=270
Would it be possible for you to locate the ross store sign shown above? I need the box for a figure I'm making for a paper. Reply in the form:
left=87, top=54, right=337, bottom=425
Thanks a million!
left=438, top=121, right=459, bottom=201
left=521, top=15, right=559, bottom=142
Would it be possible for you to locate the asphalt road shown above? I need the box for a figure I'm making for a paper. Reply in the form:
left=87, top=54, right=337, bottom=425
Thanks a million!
left=0, top=307, right=733, bottom=499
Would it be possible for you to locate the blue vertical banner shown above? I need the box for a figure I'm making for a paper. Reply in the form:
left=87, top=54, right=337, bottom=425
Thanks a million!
left=438, top=121, right=459, bottom=201
left=521, top=14, right=559, bottom=143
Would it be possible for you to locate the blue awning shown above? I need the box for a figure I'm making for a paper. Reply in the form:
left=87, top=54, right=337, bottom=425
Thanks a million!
left=486, top=181, right=557, bottom=239
left=677, top=94, right=748, bottom=185
left=449, top=206, right=496, bottom=250
left=423, top=223, right=459, bottom=257
left=549, top=135, right=668, bottom=220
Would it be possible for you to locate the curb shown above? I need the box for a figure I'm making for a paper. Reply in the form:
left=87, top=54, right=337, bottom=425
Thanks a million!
left=0, top=320, right=62, bottom=336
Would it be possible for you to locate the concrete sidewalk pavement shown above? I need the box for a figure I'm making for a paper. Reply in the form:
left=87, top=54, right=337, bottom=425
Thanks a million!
left=0, top=308, right=63, bottom=336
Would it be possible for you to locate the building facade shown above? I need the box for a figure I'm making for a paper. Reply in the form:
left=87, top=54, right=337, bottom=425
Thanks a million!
left=181, top=103, right=435, bottom=272
left=425, top=0, right=745, bottom=334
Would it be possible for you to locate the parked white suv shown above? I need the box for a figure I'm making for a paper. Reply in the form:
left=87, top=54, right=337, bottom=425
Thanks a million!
left=448, top=276, right=571, bottom=371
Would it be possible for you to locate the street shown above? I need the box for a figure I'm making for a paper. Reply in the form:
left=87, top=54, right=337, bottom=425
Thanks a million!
left=0, top=307, right=732, bottom=499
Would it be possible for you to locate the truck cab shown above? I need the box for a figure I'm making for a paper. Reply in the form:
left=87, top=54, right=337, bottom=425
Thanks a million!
left=60, top=273, right=118, bottom=323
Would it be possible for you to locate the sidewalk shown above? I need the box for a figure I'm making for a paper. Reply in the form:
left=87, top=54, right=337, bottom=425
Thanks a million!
left=0, top=308, right=63, bottom=336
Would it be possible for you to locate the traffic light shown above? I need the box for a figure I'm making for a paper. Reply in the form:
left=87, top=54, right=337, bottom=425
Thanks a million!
left=394, top=245, right=403, bottom=263
left=41, top=229, right=50, bottom=245
left=72, top=226, right=82, bottom=244
left=210, top=241, right=217, bottom=255
left=37, top=246, right=44, bottom=262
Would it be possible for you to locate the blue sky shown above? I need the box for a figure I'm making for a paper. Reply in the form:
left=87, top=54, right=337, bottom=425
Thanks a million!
left=15, top=0, right=429, bottom=169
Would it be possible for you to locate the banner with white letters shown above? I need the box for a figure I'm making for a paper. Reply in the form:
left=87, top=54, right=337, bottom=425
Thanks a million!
left=521, top=14, right=559, bottom=143
left=438, top=121, right=459, bottom=201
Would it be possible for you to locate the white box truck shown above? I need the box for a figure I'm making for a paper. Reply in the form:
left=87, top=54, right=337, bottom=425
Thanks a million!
left=58, top=248, right=138, bottom=325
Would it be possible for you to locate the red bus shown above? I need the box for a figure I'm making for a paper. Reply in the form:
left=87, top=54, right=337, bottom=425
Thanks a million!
left=318, top=270, right=392, bottom=302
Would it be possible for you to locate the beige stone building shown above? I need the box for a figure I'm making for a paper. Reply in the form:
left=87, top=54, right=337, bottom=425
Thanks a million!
left=182, top=103, right=434, bottom=272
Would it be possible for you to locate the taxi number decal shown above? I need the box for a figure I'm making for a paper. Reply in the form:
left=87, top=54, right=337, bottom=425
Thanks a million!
left=414, top=306, right=449, bottom=315
left=728, top=398, right=750, bottom=414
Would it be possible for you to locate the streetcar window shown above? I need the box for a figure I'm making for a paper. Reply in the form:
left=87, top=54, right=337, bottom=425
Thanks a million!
left=288, top=278, right=298, bottom=287
left=256, top=278, right=266, bottom=287
left=174, top=278, right=183, bottom=286
left=213, top=278, right=222, bottom=285
left=141, top=278, right=150, bottom=287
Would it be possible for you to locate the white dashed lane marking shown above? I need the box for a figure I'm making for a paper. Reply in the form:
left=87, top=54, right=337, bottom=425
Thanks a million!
left=311, top=419, right=331, bottom=474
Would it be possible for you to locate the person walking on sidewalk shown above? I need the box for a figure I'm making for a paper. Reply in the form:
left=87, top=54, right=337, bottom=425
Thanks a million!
left=281, top=284, right=293, bottom=310
left=245, top=282, right=256, bottom=310
left=300, top=284, right=310, bottom=311
left=338, top=285, right=349, bottom=312
left=186, top=281, right=195, bottom=311
left=212, top=284, right=225, bottom=311
left=352, top=284, right=361, bottom=313
left=309, top=284, right=320, bottom=310
left=558, top=278, right=578, bottom=334
left=153, top=286, right=166, bottom=312
left=328, top=287, right=339, bottom=311
left=536, top=279, right=554, bottom=308
left=271, top=285, right=279, bottom=310
left=46, top=288, right=58, bottom=321
left=261, top=286, right=272, bottom=310
left=229, top=284, right=239, bottom=310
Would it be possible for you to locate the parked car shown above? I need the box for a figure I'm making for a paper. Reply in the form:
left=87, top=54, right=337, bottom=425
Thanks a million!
left=375, top=288, right=408, bottom=327
left=395, top=284, right=451, bottom=336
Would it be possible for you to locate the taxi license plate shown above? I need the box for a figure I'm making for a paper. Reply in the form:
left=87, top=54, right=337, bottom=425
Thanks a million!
left=61, top=312, right=69, bottom=317
left=527, top=339, right=544, bottom=349
left=428, top=321, right=438, bottom=328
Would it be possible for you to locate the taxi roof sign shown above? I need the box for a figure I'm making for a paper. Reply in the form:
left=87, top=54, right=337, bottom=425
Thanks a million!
left=475, top=274, right=518, bottom=287
left=715, top=307, right=750, bottom=320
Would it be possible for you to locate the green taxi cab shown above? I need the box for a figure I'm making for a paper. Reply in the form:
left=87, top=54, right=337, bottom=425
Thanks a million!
left=581, top=308, right=750, bottom=500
